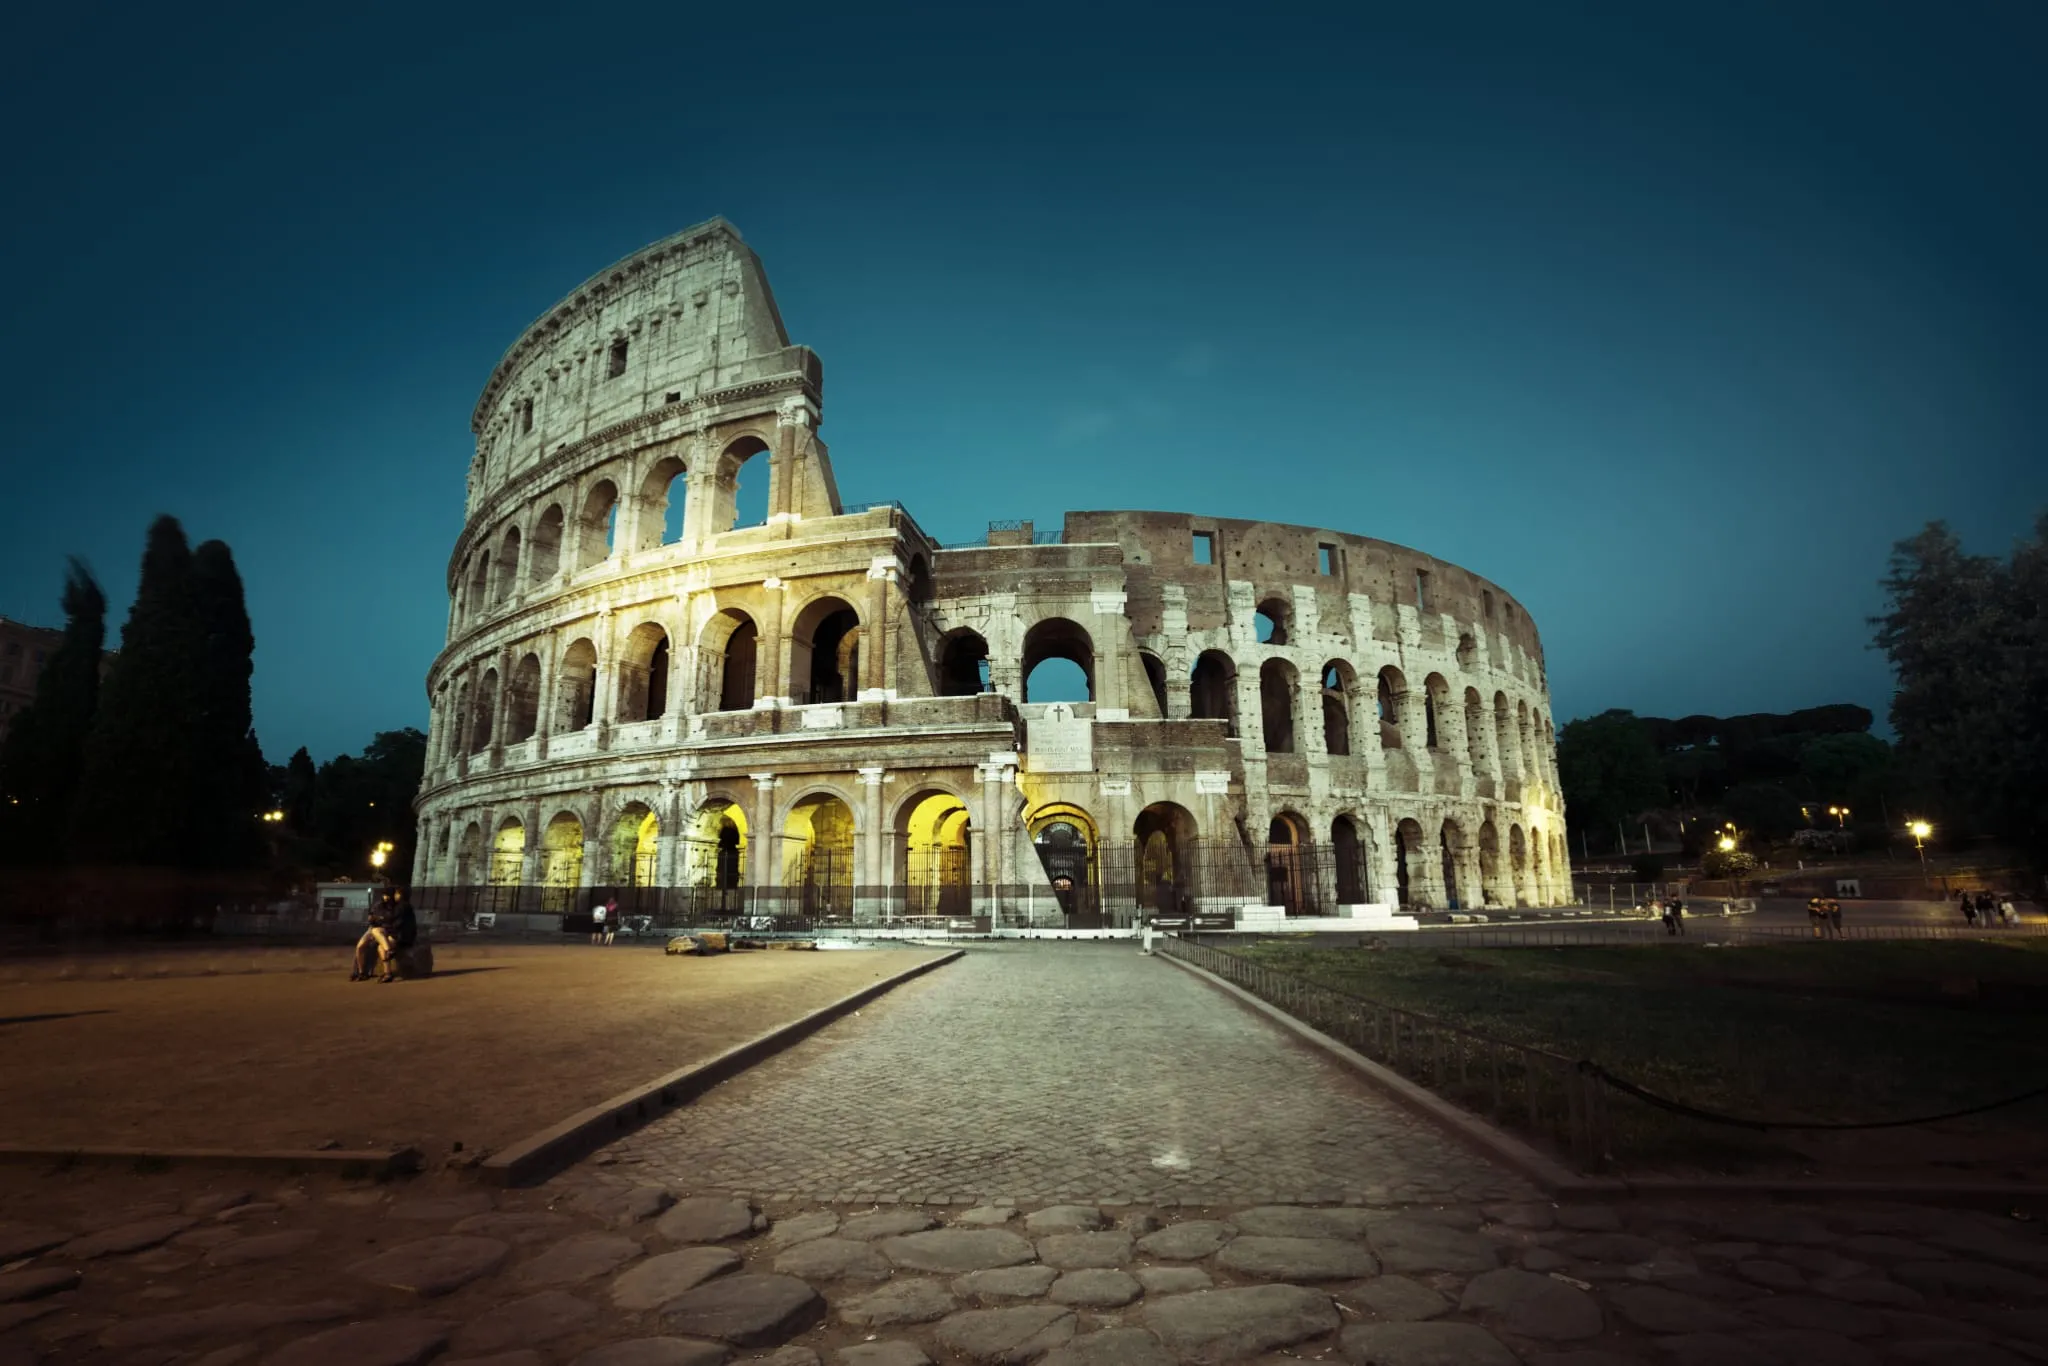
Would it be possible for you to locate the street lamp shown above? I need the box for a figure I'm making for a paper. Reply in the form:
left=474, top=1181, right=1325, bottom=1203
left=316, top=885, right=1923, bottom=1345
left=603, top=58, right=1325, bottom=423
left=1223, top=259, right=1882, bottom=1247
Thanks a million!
left=1827, top=805, right=1850, bottom=828
left=1908, top=820, right=1932, bottom=888
left=1718, top=836, right=1736, bottom=853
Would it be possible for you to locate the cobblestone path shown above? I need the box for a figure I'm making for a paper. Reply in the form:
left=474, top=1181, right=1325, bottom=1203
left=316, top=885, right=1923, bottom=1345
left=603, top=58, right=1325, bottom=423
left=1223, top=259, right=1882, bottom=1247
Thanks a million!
left=605, top=942, right=1538, bottom=1206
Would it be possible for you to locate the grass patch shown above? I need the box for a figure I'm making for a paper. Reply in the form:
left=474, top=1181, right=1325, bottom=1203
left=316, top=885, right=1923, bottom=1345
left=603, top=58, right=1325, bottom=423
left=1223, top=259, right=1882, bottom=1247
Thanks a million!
left=1235, top=939, right=2048, bottom=1170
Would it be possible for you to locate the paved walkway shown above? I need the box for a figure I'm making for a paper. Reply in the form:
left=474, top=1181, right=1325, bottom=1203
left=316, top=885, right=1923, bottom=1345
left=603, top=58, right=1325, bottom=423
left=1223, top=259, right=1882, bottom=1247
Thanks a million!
left=605, top=942, right=1538, bottom=1207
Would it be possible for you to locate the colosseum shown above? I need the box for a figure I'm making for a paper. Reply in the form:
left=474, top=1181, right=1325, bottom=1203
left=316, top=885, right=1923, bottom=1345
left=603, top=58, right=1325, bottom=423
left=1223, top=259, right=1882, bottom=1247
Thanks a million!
left=414, top=218, right=1570, bottom=930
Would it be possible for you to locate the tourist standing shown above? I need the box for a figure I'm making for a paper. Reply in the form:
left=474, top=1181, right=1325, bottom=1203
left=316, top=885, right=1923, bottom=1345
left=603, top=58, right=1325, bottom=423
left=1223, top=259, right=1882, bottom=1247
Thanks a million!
left=602, top=893, right=619, bottom=946
left=1960, top=892, right=1977, bottom=928
left=590, top=897, right=607, bottom=946
left=2000, top=894, right=2018, bottom=927
left=1669, top=896, right=1687, bottom=936
left=1976, top=891, right=1997, bottom=928
left=1826, top=897, right=1844, bottom=939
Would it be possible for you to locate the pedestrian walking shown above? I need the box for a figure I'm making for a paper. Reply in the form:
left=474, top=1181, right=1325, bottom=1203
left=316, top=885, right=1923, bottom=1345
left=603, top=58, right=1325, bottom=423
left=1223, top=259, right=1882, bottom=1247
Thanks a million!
left=1826, top=896, right=1844, bottom=939
left=2000, top=894, right=2018, bottom=927
left=1961, top=892, right=1978, bottom=928
left=602, top=893, right=619, bottom=946
left=1670, top=896, right=1687, bottom=935
left=590, top=897, right=607, bottom=945
left=1976, top=891, right=1997, bottom=928
left=1808, top=895, right=1828, bottom=938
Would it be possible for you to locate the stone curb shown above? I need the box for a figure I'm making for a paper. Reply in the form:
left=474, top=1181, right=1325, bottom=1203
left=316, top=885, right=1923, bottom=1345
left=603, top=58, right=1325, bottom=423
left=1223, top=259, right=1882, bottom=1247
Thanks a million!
left=479, top=948, right=966, bottom=1188
left=1161, top=951, right=2048, bottom=1211
left=0, top=1144, right=423, bottom=1177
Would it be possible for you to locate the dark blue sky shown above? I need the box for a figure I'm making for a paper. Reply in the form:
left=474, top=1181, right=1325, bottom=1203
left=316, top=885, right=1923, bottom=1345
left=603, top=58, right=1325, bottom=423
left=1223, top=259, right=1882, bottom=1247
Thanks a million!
left=2, top=2, right=2041, bottom=763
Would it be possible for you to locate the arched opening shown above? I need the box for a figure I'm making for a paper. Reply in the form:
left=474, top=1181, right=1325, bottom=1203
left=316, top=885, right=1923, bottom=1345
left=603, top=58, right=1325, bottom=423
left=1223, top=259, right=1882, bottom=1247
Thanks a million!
left=681, top=800, right=747, bottom=913
left=1259, top=658, right=1298, bottom=753
left=1494, top=692, right=1518, bottom=782
left=790, top=596, right=861, bottom=705
left=938, top=629, right=991, bottom=697
left=899, top=790, right=971, bottom=919
left=1333, top=815, right=1370, bottom=905
left=1139, top=651, right=1169, bottom=717
left=1265, top=812, right=1319, bottom=916
left=576, top=481, right=619, bottom=570
left=615, top=623, right=671, bottom=723
left=639, top=455, right=689, bottom=549
left=701, top=609, right=758, bottom=711
left=470, top=669, right=498, bottom=753
left=467, top=552, right=491, bottom=621
left=490, top=817, right=525, bottom=886
left=1464, top=688, right=1489, bottom=782
left=1395, top=817, right=1425, bottom=909
left=1457, top=632, right=1478, bottom=669
left=1022, top=618, right=1094, bottom=703
left=609, top=803, right=659, bottom=886
left=1321, top=662, right=1354, bottom=757
left=1253, top=598, right=1290, bottom=646
left=1479, top=821, right=1505, bottom=907
left=1517, top=700, right=1536, bottom=782
left=1028, top=805, right=1100, bottom=926
left=1441, top=819, right=1464, bottom=910
left=456, top=821, right=483, bottom=885
left=1377, top=667, right=1406, bottom=749
left=557, top=638, right=597, bottom=732
left=1190, top=650, right=1238, bottom=736
left=530, top=505, right=564, bottom=583
left=540, top=812, right=584, bottom=908
left=1509, top=824, right=1530, bottom=907
left=721, top=435, right=771, bottom=531
left=1530, top=828, right=1548, bottom=905
left=785, top=793, right=855, bottom=920
left=1424, top=673, right=1449, bottom=751
left=1134, top=801, right=1199, bottom=916
left=504, top=653, right=542, bottom=744
left=495, top=527, right=522, bottom=603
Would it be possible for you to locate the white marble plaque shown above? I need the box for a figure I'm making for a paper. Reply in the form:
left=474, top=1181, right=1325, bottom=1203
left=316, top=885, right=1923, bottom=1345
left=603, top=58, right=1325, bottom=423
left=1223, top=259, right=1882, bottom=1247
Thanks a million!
left=1026, top=703, right=1094, bottom=773
left=1194, top=769, right=1232, bottom=795
left=800, top=707, right=844, bottom=729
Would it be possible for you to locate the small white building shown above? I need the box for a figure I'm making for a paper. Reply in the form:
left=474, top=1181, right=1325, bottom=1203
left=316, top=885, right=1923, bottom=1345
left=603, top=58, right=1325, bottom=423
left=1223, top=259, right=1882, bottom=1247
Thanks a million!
left=314, top=882, right=383, bottom=923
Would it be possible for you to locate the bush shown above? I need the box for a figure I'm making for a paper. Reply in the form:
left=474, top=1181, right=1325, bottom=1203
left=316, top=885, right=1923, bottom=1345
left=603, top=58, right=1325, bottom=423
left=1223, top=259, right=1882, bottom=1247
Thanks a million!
left=1630, top=854, right=1667, bottom=882
left=1701, top=849, right=1760, bottom=879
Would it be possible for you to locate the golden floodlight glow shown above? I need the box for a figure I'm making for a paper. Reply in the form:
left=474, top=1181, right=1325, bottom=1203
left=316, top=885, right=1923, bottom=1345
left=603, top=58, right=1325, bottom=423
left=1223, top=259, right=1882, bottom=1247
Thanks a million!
left=1909, top=820, right=1932, bottom=840
left=1718, top=836, right=1736, bottom=852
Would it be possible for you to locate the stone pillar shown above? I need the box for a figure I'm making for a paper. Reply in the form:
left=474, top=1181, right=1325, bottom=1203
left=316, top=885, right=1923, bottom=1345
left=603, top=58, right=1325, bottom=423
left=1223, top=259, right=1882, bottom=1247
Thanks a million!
left=856, top=767, right=886, bottom=923
left=594, top=608, right=618, bottom=737
left=749, top=774, right=778, bottom=891
left=681, top=467, right=716, bottom=546
left=654, top=781, right=681, bottom=889
left=759, top=581, right=785, bottom=706
left=519, top=802, right=544, bottom=892
left=581, top=835, right=604, bottom=889
left=1090, top=591, right=1126, bottom=713
left=863, top=562, right=890, bottom=697
left=1162, top=585, right=1191, bottom=720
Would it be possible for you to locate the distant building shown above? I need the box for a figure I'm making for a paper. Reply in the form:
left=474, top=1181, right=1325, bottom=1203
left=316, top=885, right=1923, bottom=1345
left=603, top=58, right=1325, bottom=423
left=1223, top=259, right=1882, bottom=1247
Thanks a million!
left=0, top=615, right=116, bottom=746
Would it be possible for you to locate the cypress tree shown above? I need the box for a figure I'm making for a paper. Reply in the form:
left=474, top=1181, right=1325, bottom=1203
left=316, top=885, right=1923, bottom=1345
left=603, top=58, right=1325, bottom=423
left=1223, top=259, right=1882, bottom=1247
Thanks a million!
left=0, top=560, right=107, bottom=864
left=72, top=516, right=204, bottom=865
left=189, top=540, right=267, bottom=868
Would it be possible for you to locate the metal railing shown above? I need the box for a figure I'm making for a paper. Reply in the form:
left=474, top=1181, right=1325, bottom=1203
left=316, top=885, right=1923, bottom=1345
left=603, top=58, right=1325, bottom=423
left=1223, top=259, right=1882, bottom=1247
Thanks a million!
left=1157, top=935, right=1613, bottom=1167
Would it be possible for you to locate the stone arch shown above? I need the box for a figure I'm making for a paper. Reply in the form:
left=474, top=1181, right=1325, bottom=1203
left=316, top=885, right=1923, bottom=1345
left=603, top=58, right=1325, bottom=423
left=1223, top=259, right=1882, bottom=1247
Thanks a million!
left=615, top=621, right=671, bottom=723
left=717, top=433, right=773, bottom=531
left=1463, top=687, right=1489, bottom=782
left=1395, top=816, right=1426, bottom=909
left=789, top=594, right=861, bottom=705
left=1509, top=823, right=1531, bottom=908
left=457, top=820, right=483, bottom=884
left=1493, top=691, right=1519, bottom=783
left=1479, top=820, right=1506, bottom=907
left=785, top=791, right=856, bottom=919
left=1259, top=658, right=1299, bottom=753
left=467, top=551, right=491, bottom=622
left=1440, top=818, right=1466, bottom=910
left=1332, top=813, right=1370, bottom=905
left=700, top=608, right=758, bottom=711
left=1028, top=803, right=1100, bottom=925
left=1022, top=617, right=1094, bottom=703
left=505, top=652, right=542, bottom=744
left=1530, top=826, right=1548, bottom=905
left=1190, top=649, right=1238, bottom=736
left=897, top=788, right=972, bottom=918
left=557, top=638, right=598, bottom=732
left=608, top=801, right=659, bottom=886
left=540, top=811, right=584, bottom=895
left=938, top=629, right=991, bottom=696
left=1516, top=699, right=1536, bottom=784
left=1265, top=810, right=1318, bottom=916
left=576, top=479, right=619, bottom=571
left=1134, top=800, right=1199, bottom=914
left=1138, top=650, right=1169, bottom=718
left=470, top=668, right=499, bottom=753
left=1423, top=673, right=1451, bottom=751
left=681, top=798, right=747, bottom=903
left=638, top=453, right=689, bottom=549
left=530, top=504, right=564, bottom=583
left=1320, top=660, right=1355, bottom=757
left=490, top=816, right=525, bottom=886
left=1377, top=666, right=1407, bottom=749
left=1254, top=597, right=1291, bottom=646
left=494, top=526, right=522, bottom=603
left=1457, top=632, right=1478, bottom=669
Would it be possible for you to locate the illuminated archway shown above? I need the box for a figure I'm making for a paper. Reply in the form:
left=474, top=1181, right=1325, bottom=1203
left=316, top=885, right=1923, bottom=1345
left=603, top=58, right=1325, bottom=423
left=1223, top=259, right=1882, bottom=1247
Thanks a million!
left=681, top=800, right=747, bottom=913
left=1134, top=801, right=1199, bottom=915
left=540, top=812, right=584, bottom=907
left=897, top=790, right=971, bottom=918
left=490, top=817, right=525, bottom=887
left=608, top=803, right=659, bottom=886
left=1028, top=804, right=1100, bottom=925
left=785, top=793, right=856, bottom=919
left=1265, top=811, right=1319, bottom=916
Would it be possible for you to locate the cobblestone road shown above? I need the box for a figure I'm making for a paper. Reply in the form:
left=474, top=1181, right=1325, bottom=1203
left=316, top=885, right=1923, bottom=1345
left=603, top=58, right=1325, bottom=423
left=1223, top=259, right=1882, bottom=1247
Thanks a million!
left=605, top=943, right=1538, bottom=1206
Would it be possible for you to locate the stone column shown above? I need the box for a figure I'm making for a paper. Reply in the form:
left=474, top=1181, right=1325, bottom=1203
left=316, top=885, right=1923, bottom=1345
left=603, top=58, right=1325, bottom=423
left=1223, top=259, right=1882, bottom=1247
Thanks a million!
left=1090, top=591, right=1126, bottom=713
left=1162, top=585, right=1191, bottom=720
left=856, top=767, right=886, bottom=923
left=654, top=781, right=681, bottom=889
left=863, top=563, right=890, bottom=697
left=581, top=834, right=604, bottom=889
left=749, top=774, right=778, bottom=892
left=759, top=581, right=785, bottom=706
left=979, top=762, right=1004, bottom=922
left=519, top=802, right=544, bottom=895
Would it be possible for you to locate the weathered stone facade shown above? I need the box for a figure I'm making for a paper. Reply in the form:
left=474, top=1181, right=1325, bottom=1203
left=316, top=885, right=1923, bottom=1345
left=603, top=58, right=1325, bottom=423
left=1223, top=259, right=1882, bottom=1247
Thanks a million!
left=415, top=218, right=1569, bottom=923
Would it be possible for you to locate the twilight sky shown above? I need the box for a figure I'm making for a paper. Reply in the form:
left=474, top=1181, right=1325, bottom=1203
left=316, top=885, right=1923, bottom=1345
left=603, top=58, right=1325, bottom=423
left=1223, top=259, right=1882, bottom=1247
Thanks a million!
left=1, top=1, right=2041, bottom=764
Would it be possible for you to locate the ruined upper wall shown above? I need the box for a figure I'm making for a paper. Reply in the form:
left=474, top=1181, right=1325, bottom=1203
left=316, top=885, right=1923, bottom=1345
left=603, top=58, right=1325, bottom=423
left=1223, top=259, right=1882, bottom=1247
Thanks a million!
left=1060, top=509, right=1544, bottom=666
left=466, top=219, right=815, bottom=509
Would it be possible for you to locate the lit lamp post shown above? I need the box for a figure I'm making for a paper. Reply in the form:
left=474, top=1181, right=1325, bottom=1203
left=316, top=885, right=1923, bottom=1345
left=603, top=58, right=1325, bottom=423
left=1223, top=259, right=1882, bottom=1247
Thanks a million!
left=370, top=840, right=395, bottom=883
left=1827, top=805, right=1850, bottom=829
left=1908, top=820, right=1932, bottom=892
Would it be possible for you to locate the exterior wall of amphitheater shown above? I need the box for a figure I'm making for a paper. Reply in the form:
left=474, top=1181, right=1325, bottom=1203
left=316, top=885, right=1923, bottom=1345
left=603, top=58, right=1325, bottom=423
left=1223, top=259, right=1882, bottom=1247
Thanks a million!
left=415, top=218, right=1571, bottom=924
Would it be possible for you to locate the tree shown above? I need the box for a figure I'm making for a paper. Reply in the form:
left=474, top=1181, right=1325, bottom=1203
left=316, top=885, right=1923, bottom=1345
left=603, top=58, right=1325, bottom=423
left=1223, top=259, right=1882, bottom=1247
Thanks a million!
left=1557, top=709, right=1666, bottom=850
left=188, top=540, right=268, bottom=869
left=1874, top=516, right=2048, bottom=870
left=307, top=729, right=427, bottom=880
left=72, top=517, right=205, bottom=865
left=0, top=560, right=106, bottom=864
left=281, top=747, right=317, bottom=832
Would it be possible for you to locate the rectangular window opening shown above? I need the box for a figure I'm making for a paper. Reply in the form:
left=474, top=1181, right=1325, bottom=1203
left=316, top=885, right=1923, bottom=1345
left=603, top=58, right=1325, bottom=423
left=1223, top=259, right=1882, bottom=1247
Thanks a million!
left=1317, top=543, right=1336, bottom=576
left=1414, top=568, right=1431, bottom=613
left=608, top=339, right=629, bottom=378
left=665, top=392, right=681, bottom=404
left=1192, top=531, right=1215, bottom=566
left=1483, top=589, right=1495, bottom=620
left=518, top=399, right=533, bottom=434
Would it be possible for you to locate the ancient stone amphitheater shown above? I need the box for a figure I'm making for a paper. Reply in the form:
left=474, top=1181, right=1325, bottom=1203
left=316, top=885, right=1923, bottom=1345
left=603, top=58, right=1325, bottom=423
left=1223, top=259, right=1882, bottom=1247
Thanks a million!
left=414, top=219, right=1568, bottom=927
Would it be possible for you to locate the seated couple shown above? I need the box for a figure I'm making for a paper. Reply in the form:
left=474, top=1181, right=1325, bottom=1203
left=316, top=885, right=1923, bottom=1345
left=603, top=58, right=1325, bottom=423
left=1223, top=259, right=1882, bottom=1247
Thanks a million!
left=352, top=893, right=418, bottom=982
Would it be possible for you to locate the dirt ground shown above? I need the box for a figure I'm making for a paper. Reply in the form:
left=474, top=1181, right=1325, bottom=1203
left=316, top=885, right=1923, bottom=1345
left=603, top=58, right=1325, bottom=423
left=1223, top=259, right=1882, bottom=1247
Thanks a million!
left=0, top=943, right=943, bottom=1162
